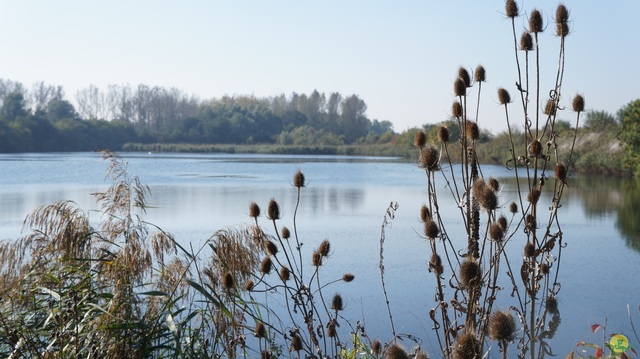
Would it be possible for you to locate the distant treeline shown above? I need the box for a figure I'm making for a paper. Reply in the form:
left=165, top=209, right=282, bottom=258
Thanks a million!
left=0, top=79, right=395, bottom=152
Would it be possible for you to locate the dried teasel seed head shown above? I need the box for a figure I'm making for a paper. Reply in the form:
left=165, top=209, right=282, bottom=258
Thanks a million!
left=281, top=226, right=291, bottom=239
left=498, top=215, right=508, bottom=231
left=458, top=67, right=471, bottom=88
left=387, top=344, right=409, bottom=359
left=465, top=121, right=479, bottom=140
left=267, top=199, right=280, bottom=220
left=245, top=279, right=254, bottom=291
left=430, top=253, right=444, bottom=276
left=572, top=94, right=585, bottom=112
left=255, top=321, right=267, bottom=338
left=331, top=293, right=344, bottom=311
left=525, top=214, right=537, bottom=229
left=261, top=350, right=271, bottom=359
left=222, top=271, right=235, bottom=290
left=414, top=131, right=426, bottom=148
left=420, top=145, right=439, bottom=171
left=489, top=223, right=504, bottom=241
left=528, top=140, right=542, bottom=157
left=509, top=201, right=518, bottom=214
left=520, top=32, right=533, bottom=51
left=459, top=260, right=481, bottom=289
left=293, top=170, right=305, bottom=188
left=555, top=162, right=567, bottom=181
left=372, top=340, right=382, bottom=356
left=480, top=187, right=498, bottom=212
left=415, top=350, right=429, bottom=359
left=327, top=321, right=337, bottom=338
left=529, top=9, right=543, bottom=33
left=453, top=332, right=482, bottom=359
left=524, top=241, right=536, bottom=257
left=490, top=311, right=516, bottom=342
left=318, top=239, right=331, bottom=257
left=546, top=296, right=559, bottom=314
left=505, top=0, right=519, bottom=18
left=557, top=22, right=570, bottom=37
left=424, top=220, right=440, bottom=240
left=260, top=257, right=273, bottom=275
left=544, top=99, right=557, bottom=116
left=528, top=188, right=541, bottom=204
left=488, top=177, right=500, bottom=192
left=279, top=267, right=291, bottom=281
left=555, top=4, right=569, bottom=23
left=265, top=240, right=278, bottom=256
left=474, top=65, right=486, bottom=83
left=454, top=77, right=467, bottom=97
left=420, top=204, right=431, bottom=223
left=249, top=202, right=261, bottom=218
left=342, top=273, right=355, bottom=282
left=312, top=251, right=322, bottom=267
left=289, top=334, right=303, bottom=352
left=498, top=88, right=511, bottom=105
left=540, top=262, right=550, bottom=275
left=452, top=101, right=463, bottom=118
left=438, top=126, right=450, bottom=143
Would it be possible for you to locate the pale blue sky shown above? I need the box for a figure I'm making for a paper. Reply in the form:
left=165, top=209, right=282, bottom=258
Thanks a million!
left=1, top=1, right=638, bottom=133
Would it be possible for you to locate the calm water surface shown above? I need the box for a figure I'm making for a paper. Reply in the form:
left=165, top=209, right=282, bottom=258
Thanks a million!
left=1, top=152, right=639, bottom=356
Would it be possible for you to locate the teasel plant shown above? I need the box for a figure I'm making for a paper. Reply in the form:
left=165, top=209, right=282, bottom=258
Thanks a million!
left=413, top=2, right=584, bottom=358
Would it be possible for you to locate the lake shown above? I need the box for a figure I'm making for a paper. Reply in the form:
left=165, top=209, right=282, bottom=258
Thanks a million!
left=1, top=152, right=639, bottom=356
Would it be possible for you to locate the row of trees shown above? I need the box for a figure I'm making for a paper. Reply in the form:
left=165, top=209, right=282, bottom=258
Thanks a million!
left=0, top=79, right=394, bottom=152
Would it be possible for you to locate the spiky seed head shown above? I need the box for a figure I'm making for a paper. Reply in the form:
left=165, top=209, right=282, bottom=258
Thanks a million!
left=488, top=177, right=500, bottom=192
left=420, top=205, right=431, bottom=223
left=267, top=199, right=280, bottom=220
left=387, top=344, right=409, bottom=359
left=430, top=253, right=444, bottom=276
left=255, top=321, right=267, bottom=338
left=414, top=131, right=426, bottom=148
left=372, top=340, right=382, bottom=356
left=555, top=163, right=567, bottom=181
left=528, top=188, right=541, bottom=204
left=331, top=293, right=344, bottom=311
left=249, top=202, right=261, bottom=218
left=509, top=201, right=518, bottom=214
left=424, top=220, right=440, bottom=239
left=312, top=251, right=322, bottom=267
left=525, top=214, right=537, bottom=230
left=474, top=65, right=486, bottom=83
left=452, top=101, right=463, bottom=118
left=505, top=0, right=518, bottom=18
left=520, top=32, right=533, bottom=51
left=453, top=332, right=482, bottom=359
left=540, top=262, right=550, bottom=275
left=327, top=321, right=337, bottom=338
left=572, top=94, right=585, bottom=112
left=342, top=273, right=355, bottom=282
left=280, top=266, right=290, bottom=281
left=498, top=215, right=508, bottom=231
left=293, top=170, right=305, bottom=188
left=465, top=121, right=479, bottom=140
left=261, top=350, right=271, bottom=359
left=265, top=240, right=278, bottom=256
left=454, top=77, right=467, bottom=97
left=281, top=226, right=291, bottom=239
left=498, top=88, right=511, bottom=105
left=556, top=4, right=569, bottom=23
left=223, top=271, right=235, bottom=290
left=415, top=350, right=430, bottom=359
left=318, top=239, right=331, bottom=257
left=546, top=296, right=559, bottom=314
left=460, top=260, right=481, bottom=289
left=481, top=188, right=498, bottom=212
left=524, top=241, right=536, bottom=257
left=420, top=145, right=439, bottom=171
left=260, top=257, right=273, bottom=275
left=529, top=9, right=543, bottom=33
left=490, top=311, right=517, bottom=342
left=289, top=334, right=303, bottom=352
left=245, top=279, right=254, bottom=291
left=544, top=99, right=557, bottom=116
left=529, top=140, right=542, bottom=157
left=438, top=126, right=450, bottom=143
left=458, top=67, right=471, bottom=88
left=557, top=22, right=570, bottom=37
left=489, top=223, right=504, bottom=241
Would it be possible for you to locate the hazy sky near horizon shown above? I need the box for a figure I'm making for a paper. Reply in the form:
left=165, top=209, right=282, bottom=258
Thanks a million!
left=1, top=1, right=638, bottom=133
